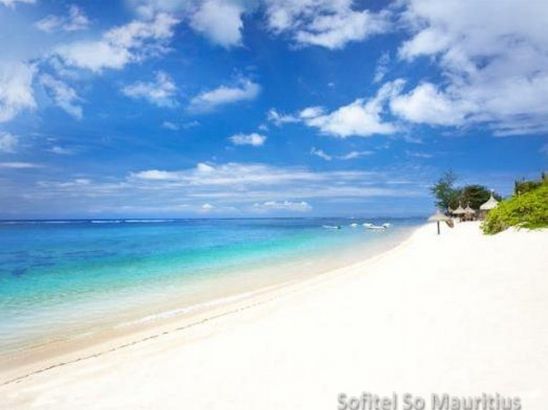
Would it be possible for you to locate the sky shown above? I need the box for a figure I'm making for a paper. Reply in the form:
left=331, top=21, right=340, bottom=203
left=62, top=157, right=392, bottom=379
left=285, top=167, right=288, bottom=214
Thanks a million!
left=0, top=0, right=546, bottom=218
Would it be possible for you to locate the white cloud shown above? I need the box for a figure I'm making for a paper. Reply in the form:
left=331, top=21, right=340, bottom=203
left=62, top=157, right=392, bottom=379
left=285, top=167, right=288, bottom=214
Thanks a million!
left=132, top=169, right=176, bottom=180
left=127, top=162, right=419, bottom=200
left=162, top=121, right=179, bottom=130
left=196, top=162, right=214, bottom=172
left=128, top=0, right=192, bottom=18
left=299, top=106, right=324, bottom=119
left=267, top=108, right=299, bottom=126
left=390, top=82, right=469, bottom=126
left=310, top=147, right=332, bottom=161
left=0, top=161, right=41, bottom=168
left=128, top=0, right=246, bottom=47
left=277, top=82, right=404, bottom=138
left=0, top=0, right=34, bottom=7
left=48, top=146, right=73, bottom=155
left=490, top=120, right=548, bottom=137
left=201, top=202, right=214, bottom=211
left=35, top=5, right=90, bottom=33
left=229, top=132, right=266, bottom=147
left=130, top=0, right=390, bottom=50
left=122, top=71, right=177, bottom=107
left=181, top=120, right=200, bottom=129
left=126, top=162, right=421, bottom=205
left=190, top=0, right=244, bottom=48
left=373, top=52, right=390, bottom=83
left=39, top=74, right=82, bottom=119
left=406, top=151, right=432, bottom=159
left=162, top=120, right=199, bottom=130
left=55, top=13, right=178, bottom=72
left=393, top=0, right=548, bottom=135
left=189, top=79, right=260, bottom=112
left=265, top=0, right=391, bottom=49
left=339, top=150, right=374, bottom=160
left=311, top=147, right=373, bottom=161
left=37, top=178, right=91, bottom=188
left=253, top=200, right=312, bottom=213
left=0, top=132, right=18, bottom=153
left=130, top=162, right=361, bottom=187
left=9, top=162, right=426, bottom=216
left=295, top=9, right=389, bottom=49
left=300, top=80, right=403, bottom=137
left=36, top=16, right=65, bottom=33
left=0, top=62, right=36, bottom=123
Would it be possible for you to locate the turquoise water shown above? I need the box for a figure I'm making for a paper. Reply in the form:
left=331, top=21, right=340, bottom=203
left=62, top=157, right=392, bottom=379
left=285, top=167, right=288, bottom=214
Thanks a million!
left=0, top=218, right=422, bottom=354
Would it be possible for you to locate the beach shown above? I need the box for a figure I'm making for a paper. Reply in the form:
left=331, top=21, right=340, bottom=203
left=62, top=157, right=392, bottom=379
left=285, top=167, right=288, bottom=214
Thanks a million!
left=1, top=221, right=547, bottom=409
left=0, top=218, right=418, bottom=374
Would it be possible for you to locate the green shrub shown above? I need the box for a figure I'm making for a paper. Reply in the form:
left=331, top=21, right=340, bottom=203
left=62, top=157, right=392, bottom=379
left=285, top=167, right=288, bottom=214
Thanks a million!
left=514, top=172, right=547, bottom=195
left=482, top=182, right=548, bottom=234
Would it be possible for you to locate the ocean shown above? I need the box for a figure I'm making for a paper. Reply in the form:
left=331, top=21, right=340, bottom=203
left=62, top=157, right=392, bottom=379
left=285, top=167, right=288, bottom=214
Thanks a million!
left=0, top=217, right=422, bottom=356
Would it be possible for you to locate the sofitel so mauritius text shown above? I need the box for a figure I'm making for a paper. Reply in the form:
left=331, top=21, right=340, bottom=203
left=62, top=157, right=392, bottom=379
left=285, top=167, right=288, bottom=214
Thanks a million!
left=337, top=393, right=521, bottom=410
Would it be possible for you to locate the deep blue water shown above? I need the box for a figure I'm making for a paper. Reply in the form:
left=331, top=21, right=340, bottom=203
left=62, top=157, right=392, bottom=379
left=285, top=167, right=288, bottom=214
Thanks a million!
left=0, top=217, right=422, bottom=353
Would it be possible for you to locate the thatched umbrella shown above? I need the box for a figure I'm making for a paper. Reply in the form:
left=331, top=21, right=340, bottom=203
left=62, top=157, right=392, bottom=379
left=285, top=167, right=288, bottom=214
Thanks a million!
left=428, top=210, right=451, bottom=235
left=463, top=204, right=476, bottom=220
left=453, top=203, right=465, bottom=216
left=480, top=193, right=499, bottom=211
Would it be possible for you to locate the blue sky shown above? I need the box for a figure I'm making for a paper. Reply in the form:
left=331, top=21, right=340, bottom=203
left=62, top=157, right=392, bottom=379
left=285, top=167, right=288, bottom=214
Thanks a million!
left=0, top=0, right=546, bottom=218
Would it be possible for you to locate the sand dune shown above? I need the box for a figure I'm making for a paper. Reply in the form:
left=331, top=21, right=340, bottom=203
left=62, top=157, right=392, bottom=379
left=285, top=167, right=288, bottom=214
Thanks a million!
left=2, top=222, right=547, bottom=409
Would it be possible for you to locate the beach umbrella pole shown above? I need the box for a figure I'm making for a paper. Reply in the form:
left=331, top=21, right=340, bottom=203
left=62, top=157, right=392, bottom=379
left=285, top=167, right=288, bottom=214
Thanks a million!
left=428, top=210, right=450, bottom=236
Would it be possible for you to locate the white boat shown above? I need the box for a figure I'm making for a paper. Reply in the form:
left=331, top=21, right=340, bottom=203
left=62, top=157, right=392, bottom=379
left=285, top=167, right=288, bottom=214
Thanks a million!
left=363, top=222, right=388, bottom=230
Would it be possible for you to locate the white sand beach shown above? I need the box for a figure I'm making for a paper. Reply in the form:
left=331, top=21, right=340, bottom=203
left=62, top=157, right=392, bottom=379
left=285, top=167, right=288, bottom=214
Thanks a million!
left=1, top=222, right=547, bottom=409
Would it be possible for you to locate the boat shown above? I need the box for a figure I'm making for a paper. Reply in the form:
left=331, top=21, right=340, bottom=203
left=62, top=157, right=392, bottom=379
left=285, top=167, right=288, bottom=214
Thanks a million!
left=363, top=222, right=390, bottom=230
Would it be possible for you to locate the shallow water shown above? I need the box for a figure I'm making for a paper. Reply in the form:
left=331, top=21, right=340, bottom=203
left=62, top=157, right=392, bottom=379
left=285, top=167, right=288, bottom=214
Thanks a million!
left=0, top=217, right=422, bottom=354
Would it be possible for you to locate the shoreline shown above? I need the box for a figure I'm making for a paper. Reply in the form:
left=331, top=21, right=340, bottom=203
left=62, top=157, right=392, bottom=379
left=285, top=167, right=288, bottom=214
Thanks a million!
left=0, top=223, right=418, bottom=385
left=2, top=221, right=547, bottom=409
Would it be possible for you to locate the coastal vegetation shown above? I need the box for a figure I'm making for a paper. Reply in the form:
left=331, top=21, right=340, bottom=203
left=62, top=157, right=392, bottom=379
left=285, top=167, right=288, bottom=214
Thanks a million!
left=514, top=173, right=546, bottom=195
left=482, top=175, right=548, bottom=234
left=431, top=171, right=499, bottom=210
left=431, top=171, right=548, bottom=234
